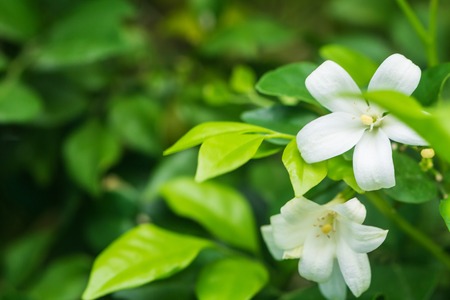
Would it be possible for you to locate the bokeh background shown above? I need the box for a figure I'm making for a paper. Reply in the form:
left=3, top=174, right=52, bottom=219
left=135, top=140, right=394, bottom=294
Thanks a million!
left=1, top=0, right=450, bottom=299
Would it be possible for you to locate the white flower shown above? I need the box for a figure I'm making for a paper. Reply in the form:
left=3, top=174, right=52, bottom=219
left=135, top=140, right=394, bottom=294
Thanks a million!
left=261, top=197, right=388, bottom=300
left=297, top=53, right=427, bottom=191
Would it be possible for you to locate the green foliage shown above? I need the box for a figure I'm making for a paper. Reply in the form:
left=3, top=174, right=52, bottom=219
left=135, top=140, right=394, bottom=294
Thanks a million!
left=0, top=0, right=39, bottom=41
left=327, top=156, right=364, bottom=193
left=256, top=62, right=318, bottom=105
left=386, top=152, right=437, bottom=203
left=161, top=178, right=258, bottom=252
left=195, top=258, right=268, bottom=300
left=413, top=63, right=450, bottom=105
left=440, top=196, right=450, bottom=231
left=82, top=224, right=212, bottom=299
left=0, top=80, right=43, bottom=123
left=282, top=140, right=327, bottom=196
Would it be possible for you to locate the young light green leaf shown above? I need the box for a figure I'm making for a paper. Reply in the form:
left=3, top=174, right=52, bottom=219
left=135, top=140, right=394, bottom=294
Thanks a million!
left=256, top=62, right=318, bottom=104
left=319, top=44, right=378, bottom=87
left=82, top=224, right=211, bottom=300
left=282, top=140, right=327, bottom=196
left=164, top=122, right=272, bottom=155
left=63, top=120, right=122, bottom=195
left=385, top=152, right=437, bottom=203
left=413, top=63, right=450, bottom=105
left=195, top=258, right=268, bottom=300
left=196, top=133, right=264, bottom=181
left=327, top=156, right=364, bottom=193
left=439, top=196, right=450, bottom=231
left=0, top=81, right=43, bottom=123
left=160, top=178, right=258, bottom=252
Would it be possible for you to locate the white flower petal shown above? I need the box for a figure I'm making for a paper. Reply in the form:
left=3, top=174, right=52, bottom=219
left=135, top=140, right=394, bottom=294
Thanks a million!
left=336, top=241, right=371, bottom=297
left=338, top=220, right=388, bottom=253
left=297, top=112, right=366, bottom=163
left=331, top=198, right=366, bottom=224
left=271, top=214, right=309, bottom=250
left=280, top=197, right=321, bottom=223
left=368, top=53, right=421, bottom=95
left=353, top=129, right=395, bottom=191
left=305, top=60, right=368, bottom=114
left=319, top=260, right=347, bottom=300
left=382, top=115, right=427, bottom=145
left=261, top=225, right=284, bottom=260
left=299, top=231, right=335, bottom=282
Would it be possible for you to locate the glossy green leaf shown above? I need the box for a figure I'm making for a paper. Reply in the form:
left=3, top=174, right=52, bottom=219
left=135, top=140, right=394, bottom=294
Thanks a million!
left=35, top=0, right=133, bottom=69
left=196, top=258, right=268, bottom=300
left=364, top=90, right=450, bottom=164
left=439, top=196, right=450, bottom=231
left=252, top=142, right=283, bottom=159
left=29, top=255, right=92, bottom=300
left=0, top=81, right=43, bottom=123
left=164, top=122, right=272, bottom=155
left=229, top=65, right=256, bottom=94
left=241, top=105, right=317, bottom=135
left=282, top=140, right=327, bottom=196
left=256, top=62, right=318, bottom=104
left=196, top=133, right=264, bottom=181
left=0, top=0, right=39, bottom=41
left=109, top=96, right=161, bottom=155
left=385, top=152, right=437, bottom=203
left=161, top=178, right=258, bottom=252
left=319, top=44, right=377, bottom=87
left=327, top=156, right=363, bottom=193
left=413, top=63, right=450, bottom=105
left=82, top=224, right=211, bottom=300
left=63, top=120, right=122, bottom=195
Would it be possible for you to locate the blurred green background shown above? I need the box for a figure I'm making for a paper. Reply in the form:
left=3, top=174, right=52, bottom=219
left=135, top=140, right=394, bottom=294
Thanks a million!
left=1, top=0, right=450, bottom=299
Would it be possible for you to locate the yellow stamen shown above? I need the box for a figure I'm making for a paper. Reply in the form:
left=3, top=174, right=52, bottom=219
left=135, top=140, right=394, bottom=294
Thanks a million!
left=321, top=223, right=333, bottom=235
left=360, top=114, right=374, bottom=126
left=420, top=148, right=435, bottom=159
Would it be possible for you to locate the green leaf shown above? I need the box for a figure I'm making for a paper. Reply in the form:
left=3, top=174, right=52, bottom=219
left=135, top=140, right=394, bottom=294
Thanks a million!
left=327, top=156, right=364, bottom=193
left=439, top=196, right=450, bottom=231
left=82, top=224, right=211, bottom=300
left=229, top=65, right=256, bottom=94
left=63, top=120, right=122, bottom=195
left=385, top=152, right=437, bottom=203
left=282, top=140, right=327, bottom=196
left=28, top=255, right=92, bottom=300
left=35, top=0, right=133, bottom=69
left=196, top=133, right=264, bottom=181
left=241, top=105, right=317, bottom=135
left=364, top=90, right=450, bottom=164
left=195, top=258, right=268, bottom=300
left=164, top=122, right=272, bottom=155
left=0, top=81, right=43, bottom=123
left=160, top=178, right=258, bottom=252
left=256, top=62, right=318, bottom=104
left=319, top=44, right=378, bottom=87
left=413, top=63, right=450, bottom=105
left=0, top=0, right=39, bottom=41
left=109, top=96, right=161, bottom=155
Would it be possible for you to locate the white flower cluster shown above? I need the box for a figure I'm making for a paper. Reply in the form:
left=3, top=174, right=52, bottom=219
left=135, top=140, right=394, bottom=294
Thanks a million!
left=262, top=54, right=424, bottom=299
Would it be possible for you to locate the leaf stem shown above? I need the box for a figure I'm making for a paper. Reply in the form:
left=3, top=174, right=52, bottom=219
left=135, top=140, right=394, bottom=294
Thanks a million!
left=366, top=191, right=450, bottom=270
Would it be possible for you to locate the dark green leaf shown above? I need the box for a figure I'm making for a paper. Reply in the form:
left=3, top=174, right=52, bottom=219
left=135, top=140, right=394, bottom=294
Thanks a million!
left=413, top=63, right=450, bottom=105
left=82, top=224, right=211, bottom=300
left=439, top=196, right=450, bottom=231
left=256, top=62, right=318, bottom=104
left=195, top=258, right=268, bottom=300
left=161, top=178, right=258, bottom=252
left=196, top=133, right=264, bottom=181
left=0, top=0, right=39, bottom=41
left=0, top=81, right=43, bottom=123
left=385, top=152, right=437, bottom=203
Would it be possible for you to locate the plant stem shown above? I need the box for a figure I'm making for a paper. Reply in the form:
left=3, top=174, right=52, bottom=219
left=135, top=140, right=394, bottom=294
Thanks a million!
left=366, top=192, right=450, bottom=270
left=395, top=0, right=428, bottom=42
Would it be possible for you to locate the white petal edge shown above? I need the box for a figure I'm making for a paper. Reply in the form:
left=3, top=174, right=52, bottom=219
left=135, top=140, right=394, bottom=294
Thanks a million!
left=319, top=260, right=347, bottom=300
left=270, top=214, right=309, bottom=250
left=280, top=197, right=321, bottom=223
left=297, top=112, right=366, bottom=163
left=261, top=225, right=284, bottom=260
left=353, top=129, right=395, bottom=191
left=382, top=115, right=428, bottom=145
left=331, top=198, right=366, bottom=224
left=299, top=231, right=335, bottom=282
left=305, top=60, right=368, bottom=114
left=336, top=241, right=371, bottom=297
left=338, top=219, right=388, bottom=253
left=368, top=53, right=421, bottom=96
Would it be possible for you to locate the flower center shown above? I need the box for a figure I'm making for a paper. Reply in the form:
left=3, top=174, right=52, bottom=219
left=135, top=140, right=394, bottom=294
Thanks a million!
left=360, top=114, right=382, bottom=130
left=314, top=211, right=336, bottom=237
